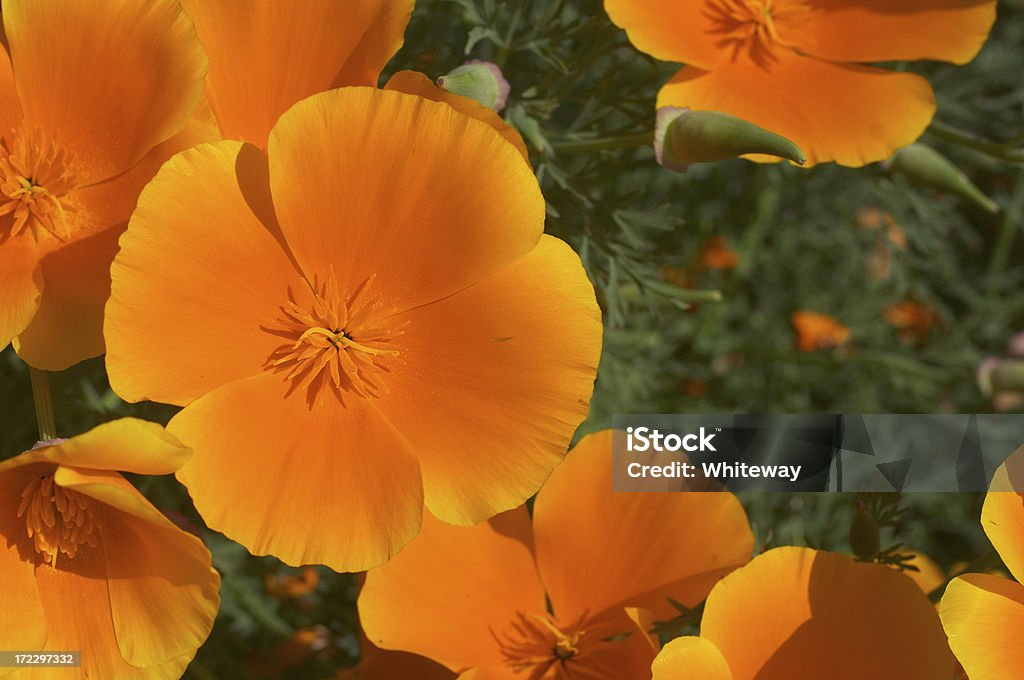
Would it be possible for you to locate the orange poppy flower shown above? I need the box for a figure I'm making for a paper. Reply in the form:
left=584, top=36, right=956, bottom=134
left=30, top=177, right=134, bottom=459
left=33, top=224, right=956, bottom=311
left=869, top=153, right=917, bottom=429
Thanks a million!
left=104, top=86, right=602, bottom=572
left=605, top=0, right=998, bottom=167
left=940, top=449, right=1024, bottom=678
left=791, top=310, right=850, bottom=351
left=651, top=547, right=955, bottom=680
left=180, top=0, right=414, bottom=147
left=697, top=235, right=739, bottom=270
left=0, top=0, right=212, bottom=370
left=883, top=300, right=940, bottom=346
left=0, top=418, right=220, bottom=679
left=338, top=638, right=456, bottom=680
left=358, top=429, right=754, bottom=678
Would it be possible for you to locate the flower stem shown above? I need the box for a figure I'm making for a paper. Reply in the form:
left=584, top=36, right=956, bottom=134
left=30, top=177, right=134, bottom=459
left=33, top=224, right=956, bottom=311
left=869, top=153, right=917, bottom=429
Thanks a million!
left=986, top=168, right=1024, bottom=295
left=927, top=122, right=1024, bottom=164
left=551, top=131, right=654, bottom=155
left=28, top=367, right=57, bottom=441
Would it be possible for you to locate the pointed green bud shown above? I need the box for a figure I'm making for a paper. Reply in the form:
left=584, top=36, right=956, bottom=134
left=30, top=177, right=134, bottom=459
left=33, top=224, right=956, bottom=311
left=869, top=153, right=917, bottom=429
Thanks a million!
left=436, top=60, right=510, bottom=111
left=654, top=107, right=806, bottom=172
left=887, top=143, right=999, bottom=214
left=849, top=501, right=880, bottom=561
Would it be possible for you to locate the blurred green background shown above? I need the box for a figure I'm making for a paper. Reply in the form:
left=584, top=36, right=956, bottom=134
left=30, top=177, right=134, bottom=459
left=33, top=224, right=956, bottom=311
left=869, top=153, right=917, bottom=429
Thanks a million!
left=2, top=0, right=1022, bottom=676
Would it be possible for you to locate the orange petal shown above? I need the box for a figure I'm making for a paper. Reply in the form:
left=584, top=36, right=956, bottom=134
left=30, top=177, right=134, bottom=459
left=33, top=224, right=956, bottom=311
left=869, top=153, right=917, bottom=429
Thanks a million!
left=981, top=489, right=1024, bottom=585
left=12, top=226, right=119, bottom=370
left=384, top=71, right=530, bottom=163
left=0, top=418, right=189, bottom=477
left=651, top=637, right=733, bottom=680
left=182, top=0, right=413, bottom=145
left=105, top=141, right=304, bottom=406
left=343, top=641, right=457, bottom=680
left=3, top=0, right=206, bottom=184
left=0, top=42, right=20, bottom=135
left=785, top=0, right=997, bottom=66
left=266, top=87, right=545, bottom=312
left=700, top=547, right=954, bottom=680
left=940, top=573, right=1024, bottom=680
left=0, top=467, right=47, bottom=660
left=657, top=53, right=935, bottom=167
left=376, top=236, right=601, bottom=525
left=899, top=551, right=947, bottom=596
left=0, top=237, right=41, bottom=353
left=532, top=429, right=754, bottom=624
left=359, top=509, right=546, bottom=672
left=172, top=373, right=424, bottom=572
left=604, top=0, right=726, bottom=69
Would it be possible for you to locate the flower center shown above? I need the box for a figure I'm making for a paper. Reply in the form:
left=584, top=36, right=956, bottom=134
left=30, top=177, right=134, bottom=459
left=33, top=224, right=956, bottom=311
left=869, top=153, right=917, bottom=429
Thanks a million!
left=704, top=0, right=807, bottom=67
left=494, top=612, right=587, bottom=680
left=17, top=473, right=100, bottom=567
left=0, top=127, right=77, bottom=242
left=268, top=272, right=402, bottom=400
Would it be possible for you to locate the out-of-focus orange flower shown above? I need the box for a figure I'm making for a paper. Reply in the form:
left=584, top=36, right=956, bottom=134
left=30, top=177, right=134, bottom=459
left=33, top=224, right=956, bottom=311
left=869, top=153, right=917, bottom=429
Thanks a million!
left=697, top=235, right=739, bottom=270
left=857, top=207, right=907, bottom=281
left=0, top=419, right=220, bottom=679
left=359, top=430, right=754, bottom=679
left=265, top=566, right=319, bottom=600
left=651, top=547, right=955, bottom=680
left=243, top=626, right=330, bottom=679
left=791, top=310, right=850, bottom=351
left=181, top=0, right=414, bottom=147
left=606, top=0, right=997, bottom=167
left=0, top=0, right=212, bottom=370
left=940, top=449, right=1024, bottom=679
left=884, top=300, right=940, bottom=345
left=105, top=87, right=602, bottom=572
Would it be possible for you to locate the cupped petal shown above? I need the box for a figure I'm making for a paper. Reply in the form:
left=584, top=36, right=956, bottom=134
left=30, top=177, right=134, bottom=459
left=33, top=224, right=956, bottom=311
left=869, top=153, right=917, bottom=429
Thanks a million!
left=0, top=43, right=20, bottom=135
left=700, top=547, right=954, bottom=680
left=657, top=53, right=935, bottom=167
left=786, top=0, right=997, bottom=66
left=359, top=509, right=546, bottom=673
left=183, top=0, right=413, bottom=145
left=13, top=226, right=119, bottom=370
left=651, top=637, right=733, bottom=680
left=532, top=429, right=754, bottom=624
left=940, top=573, right=1024, bottom=680
left=0, top=467, right=47, bottom=670
left=376, top=236, right=602, bottom=526
left=604, top=0, right=726, bottom=70
left=105, top=140, right=304, bottom=406
left=384, top=70, right=530, bottom=163
left=0, top=237, right=41, bottom=353
left=3, top=0, right=207, bottom=184
left=172, top=373, right=424, bottom=572
left=266, top=87, right=545, bottom=311
left=981, top=490, right=1024, bottom=585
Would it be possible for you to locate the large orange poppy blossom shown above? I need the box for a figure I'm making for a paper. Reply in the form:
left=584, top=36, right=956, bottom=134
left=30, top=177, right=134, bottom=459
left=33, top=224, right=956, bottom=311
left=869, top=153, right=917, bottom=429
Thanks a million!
left=180, top=0, right=414, bottom=147
left=940, top=448, right=1024, bottom=678
left=104, top=85, right=602, bottom=572
left=0, top=0, right=212, bottom=370
left=0, top=419, right=220, bottom=679
left=605, top=0, right=998, bottom=167
left=358, top=429, right=755, bottom=679
left=650, top=546, right=956, bottom=680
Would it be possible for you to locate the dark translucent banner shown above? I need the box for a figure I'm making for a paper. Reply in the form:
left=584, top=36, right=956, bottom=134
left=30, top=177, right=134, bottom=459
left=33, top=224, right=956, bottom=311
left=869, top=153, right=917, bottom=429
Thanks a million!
left=610, top=414, right=1024, bottom=492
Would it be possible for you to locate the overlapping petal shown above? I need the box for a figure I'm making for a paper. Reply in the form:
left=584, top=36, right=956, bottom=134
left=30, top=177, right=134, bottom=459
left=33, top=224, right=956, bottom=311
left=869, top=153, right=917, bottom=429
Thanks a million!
left=604, top=0, right=724, bottom=69
left=0, top=238, right=41, bottom=352
left=940, top=573, right=1024, bottom=679
left=532, top=429, right=754, bottom=623
left=182, top=0, right=413, bottom=145
left=3, top=0, right=207, bottom=185
left=172, top=374, right=425, bottom=571
left=651, top=637, right=733, bottom=680
left=657, top=52, right=935, bottom=167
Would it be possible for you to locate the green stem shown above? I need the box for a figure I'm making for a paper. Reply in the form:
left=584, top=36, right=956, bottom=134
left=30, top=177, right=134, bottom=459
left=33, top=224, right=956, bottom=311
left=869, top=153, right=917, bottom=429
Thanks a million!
left=928, top=548, right=1003, bottom=604
left=551, top=131, right=653, bottom=155
left=28, top=367, right=57, bottom=441
left=927, top=122, right=1024, bottom=164
left=222, top=577, right=293, bottom=638
left=986, top=169, right=1024, bottom=295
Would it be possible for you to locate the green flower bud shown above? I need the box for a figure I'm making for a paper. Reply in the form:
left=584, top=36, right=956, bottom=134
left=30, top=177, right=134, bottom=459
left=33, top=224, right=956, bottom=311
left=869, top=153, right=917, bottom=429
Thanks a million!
left=887, top=143, right=999, bottom=214
left=849, top=501, right=881, bottom=561
left=436, top=60, right=510, bottom=111
left=654, top=107, right=806, bottom=172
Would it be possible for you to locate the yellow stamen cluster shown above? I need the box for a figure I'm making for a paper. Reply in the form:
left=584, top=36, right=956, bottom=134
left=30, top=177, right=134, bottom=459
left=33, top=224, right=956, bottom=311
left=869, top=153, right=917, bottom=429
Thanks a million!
left=493, top=612, right=586, bottom=680
left=17, top=474, right=100, bottom=567
left=0, top=127, right=77, bottom=241
left=269, top=272, right=402, bottom=399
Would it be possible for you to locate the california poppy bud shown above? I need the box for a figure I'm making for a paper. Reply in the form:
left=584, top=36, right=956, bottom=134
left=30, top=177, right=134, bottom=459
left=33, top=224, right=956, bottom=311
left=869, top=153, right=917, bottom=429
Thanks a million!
left=849, top=501, right=880, bottom=561
left=991, top=359, right=1024, bottom=393
left=887, top=143, right=999, bottom=214
left=654, top=107, right=806, bottom=172
left=436, top=60, right=510, bottom=111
